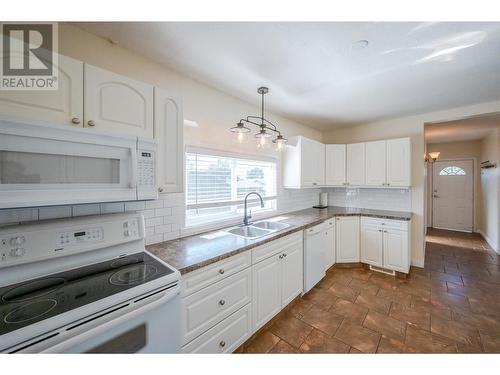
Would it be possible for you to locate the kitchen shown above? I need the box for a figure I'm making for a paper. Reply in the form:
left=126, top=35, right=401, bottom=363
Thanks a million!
left=1, top=3, right=500, bottom=371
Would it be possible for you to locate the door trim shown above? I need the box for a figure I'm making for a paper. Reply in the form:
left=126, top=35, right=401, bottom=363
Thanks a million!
left=431, top=158, right=474, bottom=233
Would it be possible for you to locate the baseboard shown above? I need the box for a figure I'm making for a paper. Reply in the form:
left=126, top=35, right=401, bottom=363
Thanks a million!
left=478, top=230, right=499, bottom=254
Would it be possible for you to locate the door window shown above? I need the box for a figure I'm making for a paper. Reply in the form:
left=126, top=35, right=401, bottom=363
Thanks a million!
left=439, top=166, right=466, bottom=176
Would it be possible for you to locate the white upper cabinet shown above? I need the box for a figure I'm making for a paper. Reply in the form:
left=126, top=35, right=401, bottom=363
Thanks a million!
left=154, top=88, right=184, bottom=193
left=284, top=136, right=325, bottom=188
left=0, top=54, right=83, bottom=126
left=365, top=140, right=387, bottom=186
left=346, top=143, right=365, bottom=186
left=386, top=138, right=411, bottom=187
left=325, top=144, right=346, bottom=186
left=84, top=64, right=153, bottom=137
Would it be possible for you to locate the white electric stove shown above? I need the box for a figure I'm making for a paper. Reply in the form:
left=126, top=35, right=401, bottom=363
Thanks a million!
left=0, top=212, right=181, bottom=353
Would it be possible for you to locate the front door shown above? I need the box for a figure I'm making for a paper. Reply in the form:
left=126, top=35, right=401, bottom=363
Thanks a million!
left=432, top=159, right=473, bottom=232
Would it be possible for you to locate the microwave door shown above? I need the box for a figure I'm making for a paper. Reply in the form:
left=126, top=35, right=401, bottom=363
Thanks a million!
left=0, top=133, right=138, bottom=208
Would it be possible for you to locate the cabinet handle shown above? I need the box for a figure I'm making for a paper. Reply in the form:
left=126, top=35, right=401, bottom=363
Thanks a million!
left=158, top=186, right=164, bottom=193
left=384, top=230, right=388, bottom=233
left=378, top=229, right=382, bottom=232
left=219, top=299, right=226, bottom=306
left=282, top=253, right=287, bottom=257
left=219, top=340, right=226, bottom=348
left=279, top=255, right=284, bottom=259
left=87, top=120, right=96, bottom=127
left=219, top=269, right=225, bottom=275
left=71, top=117, right=81, bottom=125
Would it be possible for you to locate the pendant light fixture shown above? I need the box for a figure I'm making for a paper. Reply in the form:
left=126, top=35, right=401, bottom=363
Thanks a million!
left=230, top=87, right=287, bottom=151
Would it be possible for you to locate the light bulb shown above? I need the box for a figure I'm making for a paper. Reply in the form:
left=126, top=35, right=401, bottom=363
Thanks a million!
left=258, top=136, right=267, bottom=148
left=237, top=131, right=246, bottom=143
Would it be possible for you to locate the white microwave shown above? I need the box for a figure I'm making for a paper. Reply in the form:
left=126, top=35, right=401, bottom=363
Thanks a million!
left=0, top=117, right=158, bottom=209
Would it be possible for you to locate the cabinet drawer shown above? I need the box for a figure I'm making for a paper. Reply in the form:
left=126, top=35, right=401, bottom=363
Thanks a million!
left=252, top=231, right=303, bottom=263
left=182, top=304, right=252, bottom=353
left=181, top=251, right=251, bottom=297
left=182, top=268, right=252, bottom=344
left=361, top=217, right=408, bottom=231
left=324, top=218, right=335, bottom=228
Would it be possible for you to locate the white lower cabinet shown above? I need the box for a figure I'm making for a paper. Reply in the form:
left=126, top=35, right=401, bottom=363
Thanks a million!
left=324, top=219, right=336, bottom=269
left=360, top=217, right=410, bottom=273
left=335, top=217, right=360, bottom=263
left=252, top=236, right=303, bottom=331
left=182, top=303, right=253, bottom=353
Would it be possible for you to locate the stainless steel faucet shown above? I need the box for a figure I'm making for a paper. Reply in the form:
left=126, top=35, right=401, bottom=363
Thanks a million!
left=242, top=192, right=264, bottom=226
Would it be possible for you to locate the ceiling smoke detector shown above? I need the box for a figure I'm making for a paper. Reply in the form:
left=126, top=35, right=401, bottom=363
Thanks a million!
left=351, top=39, right=369, bottom=51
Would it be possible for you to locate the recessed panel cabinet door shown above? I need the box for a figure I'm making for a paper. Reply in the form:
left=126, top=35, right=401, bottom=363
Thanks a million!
left=252, top=254, right=282, bottom=331
left=386, top=138, right=411, bottom=187
left=0, top=54, right=83, bottom=126
left=335, top=217, right=360, bottom=263
left=361, top=226, right=383, bottom=266
left=84, top=64, right=153, bottom=137
left=365, top=140, right=386, bottom=186
left=325, top=144, right=346, bottom=186
left=383, top=229, right=408, bottom=272
left=154, top=88, right=184, bottom=193
left=346, top=143, right=365, bottom=186
left=281, top=244, right=303, bottom=306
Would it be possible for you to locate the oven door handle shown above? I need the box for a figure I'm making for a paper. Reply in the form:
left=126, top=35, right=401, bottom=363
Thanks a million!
left=41, top=285, right=179, bottom=353
left=129, top=145, right=138, bottom=190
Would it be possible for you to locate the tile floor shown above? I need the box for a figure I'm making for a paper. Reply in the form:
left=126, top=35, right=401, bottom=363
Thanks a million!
left=239, top=228, right=500, bottom=353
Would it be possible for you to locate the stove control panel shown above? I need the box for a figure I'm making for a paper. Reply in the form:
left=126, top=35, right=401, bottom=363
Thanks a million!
left=0, top=213, right=144, bottom=268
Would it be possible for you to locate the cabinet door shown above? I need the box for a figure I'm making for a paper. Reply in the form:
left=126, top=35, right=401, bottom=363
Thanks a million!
left=301, top=137, right=324, bottom=186
left=154, top=88, right=184, bottom=193
left=335, top=217, right=360, bottom=263
left=252, top=254, right=282, bottom=330
left=325, top=144, right=346, bottom=186
left=84, top=64, right=153, bottom=137
left=325, top=224, right=336, bottom=269
left=0, top=54, right=83, bottom=126
left=346, top=143, right=365, bottom=186
left=365, top=140, right=386, bottom=186
left=281, top=243, right=303, bottom=306
left=383, top=229, right=409, bottom=273
left=386, top=138, right=411, bottom=187
left=361, top=226, right=383, bottom=266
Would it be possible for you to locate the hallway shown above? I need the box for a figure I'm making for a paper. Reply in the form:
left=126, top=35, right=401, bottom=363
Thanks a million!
left=239, top=229, right=500, bottom=353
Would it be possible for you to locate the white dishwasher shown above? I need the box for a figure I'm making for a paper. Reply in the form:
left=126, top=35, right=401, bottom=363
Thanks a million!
left=303, top=222, right=327, bottom=293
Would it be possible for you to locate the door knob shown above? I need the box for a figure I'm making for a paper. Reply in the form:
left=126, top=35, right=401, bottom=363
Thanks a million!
left=433, top=195, right=439, bottom=198
left=219, top=269, right=225, bottom=275
left=71, top=117, right=81, bottom=125
left=219, top=299, right=226, bottom=306
left=87, top=120, right=96, bottom=127
left=219, top=340, right=226, bottom=348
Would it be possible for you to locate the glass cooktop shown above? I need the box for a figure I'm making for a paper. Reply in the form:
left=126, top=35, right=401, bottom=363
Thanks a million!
left=0, top=252, right=175, bottom=337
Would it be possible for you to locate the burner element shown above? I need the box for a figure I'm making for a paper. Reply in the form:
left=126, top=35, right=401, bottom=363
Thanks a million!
left=2, top=277, right=66, bottom=303
left=4, top=299, right=58, bottom=324
left=110, top=257, right=140, bottom=268
left=109, top=264, right=158, bottom=286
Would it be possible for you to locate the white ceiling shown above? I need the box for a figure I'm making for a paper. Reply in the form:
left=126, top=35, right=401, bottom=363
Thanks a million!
left=425, top=114, right=500, bottom=143
left=75, top=22, right=500, bottom=130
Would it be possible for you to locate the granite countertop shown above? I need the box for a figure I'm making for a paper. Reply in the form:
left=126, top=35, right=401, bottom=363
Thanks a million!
left=146, top=206, right=412, bottom=275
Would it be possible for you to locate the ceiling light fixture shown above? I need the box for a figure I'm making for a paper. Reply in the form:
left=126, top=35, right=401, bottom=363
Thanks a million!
left=230, top=87, right=287, bottom=151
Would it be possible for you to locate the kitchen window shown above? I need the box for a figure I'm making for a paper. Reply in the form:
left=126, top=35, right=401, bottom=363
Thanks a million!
left=185, top=147, right=277, bottom=227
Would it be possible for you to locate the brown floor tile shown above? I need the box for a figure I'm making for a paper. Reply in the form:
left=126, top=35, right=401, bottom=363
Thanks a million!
left=349, top=278, right=380, bottom=296
left=389, top=302, right=430, bottom=331
left=299, top=329, right=350, bottom=353
left=377, top=335, right=415, bottom=353
left=288, top=299, right=314, bottom=319
left=355, top=293, right=392, bottom=315
left=480, top=334, right=500, bottom=353
left=430, top=315, right=481, bottom=348
left=348, top=347, right=363, bottom=353
left=329, top=282, right=359, bottom=302
left=377, top=288, right=412, bottom=306
left=300, top=305, right=344, bottom=336
left=431, top=290, right=471, bottom=311
left=363, top=309, right=406, bottom=341
left=268, top=340, right=299, bottom=353
left=451, top=309, right=500, bottom=337
left=329, top=298, right=368, bottom=325
left=302, top=287, right=338, bottom=310
left=245, top=331, right=281, bottom=353
left=405, top=325, right=457, bottom=353
left=334, top=320, right=381, bottom=353
left=269, top=313, right=313, bottom=349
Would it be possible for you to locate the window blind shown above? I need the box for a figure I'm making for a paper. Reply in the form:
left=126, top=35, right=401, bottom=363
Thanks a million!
left=186, top=149, right=277, bottom=226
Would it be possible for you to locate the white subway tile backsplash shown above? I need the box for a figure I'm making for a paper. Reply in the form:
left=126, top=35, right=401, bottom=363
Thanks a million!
left=324, top=187, right=411, bottom=212
left=155, top=224, right=171, bottom=234
left=141, top=209, right=156, bottom=218
left=145, top=200, right=164, bottom=209
left=155, top=207, right=172, bottom=217
left=124, top=201, right=146, bottom=211
left=72, top=204, right=101, bottom=217
left=39, top=206, right=72, bottom=220
left=0, top=208, right=38, bottom=225
left=145, top=234, right=164, bottom=246
left=145, top=217, right=163, bottom=227
left=100, top=202, right=125, bottom=214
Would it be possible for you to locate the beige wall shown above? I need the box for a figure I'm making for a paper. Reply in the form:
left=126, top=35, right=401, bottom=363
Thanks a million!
left=480, top=128, right=500, bottom=253
left=426, top=140, right=482, bottom=231
left=58, top=23, right=322, bottom=159
left=322, top=100, right=500, bottom=267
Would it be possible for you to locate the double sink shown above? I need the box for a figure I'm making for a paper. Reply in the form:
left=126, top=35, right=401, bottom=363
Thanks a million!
left=226, top=220, right=291, bottom=239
